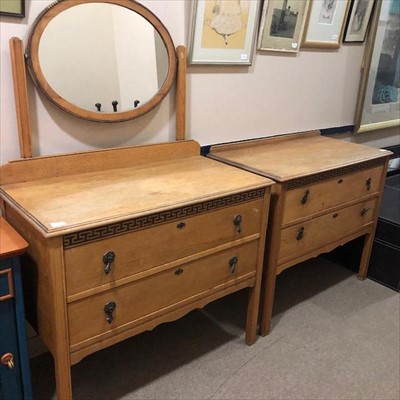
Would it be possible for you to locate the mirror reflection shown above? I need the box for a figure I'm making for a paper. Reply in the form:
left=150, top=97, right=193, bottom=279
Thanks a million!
left=37, top=2, right=169, bottom=114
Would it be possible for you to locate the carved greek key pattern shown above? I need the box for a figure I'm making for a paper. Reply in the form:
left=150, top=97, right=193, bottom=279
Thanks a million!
left=284, top=158, right=385, bottom=190
left=63, top=188, right=265, bottom=248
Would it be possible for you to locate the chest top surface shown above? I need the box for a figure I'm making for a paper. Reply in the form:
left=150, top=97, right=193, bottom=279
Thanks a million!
left=0, top=216, right=28, bottom=260
left=1, top=148, right=272, bottom=237
left=209, top=131, right=391, bottom=182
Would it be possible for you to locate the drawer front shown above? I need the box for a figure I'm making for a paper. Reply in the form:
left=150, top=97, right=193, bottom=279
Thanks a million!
left=278, top=198, right=377, bottom=264
left=64, top=199, right=263, bottom=296
left=67, top=240, right=259, bottom=346
left=282, top=166, right=384, bottom=225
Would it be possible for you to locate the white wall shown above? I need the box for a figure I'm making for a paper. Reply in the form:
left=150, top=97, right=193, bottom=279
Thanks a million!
left=1, top=0, right=399, bottom=164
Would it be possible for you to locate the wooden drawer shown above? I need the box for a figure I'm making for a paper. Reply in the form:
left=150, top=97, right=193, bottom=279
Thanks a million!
left=282, top=166, right=384, bottom=226
left=278, top=198, right=377, bottom=264
left=64, top=199, right=263, bottom=296
left=67, top=240, right=259, bottom=346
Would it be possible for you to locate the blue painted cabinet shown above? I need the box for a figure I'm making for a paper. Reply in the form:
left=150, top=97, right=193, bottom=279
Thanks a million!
left=0, top=218, right=32, bottom=400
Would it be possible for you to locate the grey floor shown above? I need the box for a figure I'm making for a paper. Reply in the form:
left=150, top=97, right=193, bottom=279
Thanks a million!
left=30, top=257, right=400, bottom=400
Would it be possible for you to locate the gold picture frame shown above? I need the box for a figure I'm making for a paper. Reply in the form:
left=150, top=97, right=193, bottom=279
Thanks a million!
left=302, top=0, right=350, bottom=49
left=188, top=0, right=260, bottom=65
left=257, top=0, right=309, bottom=53
left=354, top=0, right=400, bottom=133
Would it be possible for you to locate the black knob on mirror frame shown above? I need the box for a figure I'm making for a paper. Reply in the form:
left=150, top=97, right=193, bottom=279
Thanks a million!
left=112, top=100, right=118, bottom=112
left=134, top=100, right=140, bottom=108
left=95, top=103, right=102, bottom=112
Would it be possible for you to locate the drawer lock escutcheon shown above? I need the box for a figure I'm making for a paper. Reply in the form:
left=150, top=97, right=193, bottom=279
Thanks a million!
left=104, top=301, right=116, bottom=324
left=102, top=251, right=115, bottom=275
left=296, top=227, right=305, bottom=241
left=229, top=256, right=238, bottom=273
left=361, top=208, right=370, bottom=217
left=1, top=353, right=15, bottom=369
left=301, top=189, right=310, bottom=205
left=366, top=178, right=371, bottom=191
left=233, top=215, right=242, bottom=233
left=175, top=268, right=184, bottom=275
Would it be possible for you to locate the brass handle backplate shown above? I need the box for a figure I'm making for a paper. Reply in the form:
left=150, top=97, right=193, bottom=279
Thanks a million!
left=366, top=178, right=371, bottom=191
left=1, top=353, right=14, bottom=369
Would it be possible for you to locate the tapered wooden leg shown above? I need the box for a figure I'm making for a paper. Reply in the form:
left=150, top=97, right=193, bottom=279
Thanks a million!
left=53, top=352, right=72, bottom=400
left=358, top=231, right=374, bottom=281
left=260, top=264, right=277, bottom=336
left=245, top=284, right=261, bottom=345
left=247, top=189, right=271, bottom=343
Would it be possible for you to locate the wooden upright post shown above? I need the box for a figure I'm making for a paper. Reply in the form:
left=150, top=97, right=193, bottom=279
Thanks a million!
left=9, top=37, right=32, bottom=158
left=175, top=45, right=186, bottom=141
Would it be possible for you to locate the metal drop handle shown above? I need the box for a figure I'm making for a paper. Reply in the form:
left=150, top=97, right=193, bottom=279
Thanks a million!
left=104, top=301, right=116, bottom=324
left=1, top=353, right=14, bottom=369
left=301, top=189, right=310, bottom=205
left=102, top=251, right=115, bottom=275
left=233, top=215, right=242, bottom=233
left=229, top=256, right=238, bottom=273
left=296, top=227, right=305, bottom=241
left=361, top=208, right=370, bottom=216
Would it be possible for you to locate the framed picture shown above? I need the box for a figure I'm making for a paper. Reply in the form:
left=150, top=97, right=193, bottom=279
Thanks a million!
left=302, top=0, right=351, bottom=49
left=188, top=0, right=260, bottom=65
left=344, top=0, right=375, bottom=43
left=354, top=0, right=400, bottom=133
left=257, top=0, right=309, bottom=53
left=0, top=0, right=24, bottom=17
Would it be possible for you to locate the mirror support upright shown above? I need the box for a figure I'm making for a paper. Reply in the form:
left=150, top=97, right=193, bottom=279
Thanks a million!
left=9, top=37, right=32, bottom=159
left=8, top=41, right=187, bottom=156
left=176, top=45, right=186, bottom=141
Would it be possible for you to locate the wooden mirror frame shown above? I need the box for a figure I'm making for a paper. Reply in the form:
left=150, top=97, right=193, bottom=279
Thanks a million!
left=25, top=0, right=177, bottom=123
left=10, top=0, right=186, bottom=158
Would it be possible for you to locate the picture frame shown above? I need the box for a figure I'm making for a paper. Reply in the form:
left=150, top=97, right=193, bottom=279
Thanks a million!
left=301, top=0, right=351, bottom=49
left=344, top=0, right=375, bottom=43
left=354, top=0, right=400, bottom=133
left=0, top=0, right=25, bottom=17
left=188, top=0, right=260, bottom=65
left=257, top=0, right=309, bottom=53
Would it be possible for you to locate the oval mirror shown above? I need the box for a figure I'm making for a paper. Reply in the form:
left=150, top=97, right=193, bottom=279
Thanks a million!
left=26, top=0, right=176, bottom=122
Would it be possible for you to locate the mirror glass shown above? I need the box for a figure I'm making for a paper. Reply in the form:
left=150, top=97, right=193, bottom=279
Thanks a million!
left=26, top=0, right=176, bottom=122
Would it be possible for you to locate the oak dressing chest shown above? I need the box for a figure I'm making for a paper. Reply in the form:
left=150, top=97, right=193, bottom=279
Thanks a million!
left=0, top=140, right=273, bottom=398
left=209, top=130, right=391, bottom=335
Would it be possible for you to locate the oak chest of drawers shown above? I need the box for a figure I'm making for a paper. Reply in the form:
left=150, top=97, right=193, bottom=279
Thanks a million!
left=209, top=131, right=391, bottom=335
left=0, top=140, right=273, bottom=399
